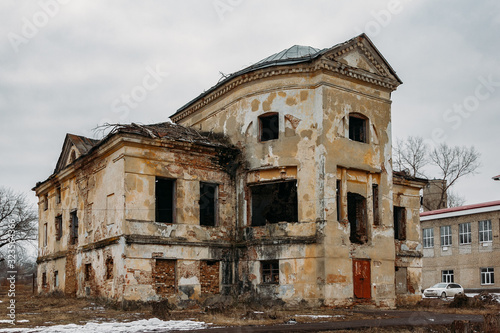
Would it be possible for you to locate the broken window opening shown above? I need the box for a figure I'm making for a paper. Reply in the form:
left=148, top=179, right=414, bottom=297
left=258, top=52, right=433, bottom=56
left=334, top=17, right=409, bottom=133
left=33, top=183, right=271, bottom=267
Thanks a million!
left=250, top=180, right=298, bottom=226
left=347, top=192, right=367, bottom=244
left=349, top=114, right=368, bottom=143
left=84, top=263, right=92, bottom=282
left=393, top=206, right=406, bottom=240
left=154, top=259, right=176, bottom=295
left=372, top=184, right=380, bottom=226
left=56, top=187, right=61, bottom=204
left=55, top=215, right=62, bottom=241
left=105, top=257, right=114, bottom=280
left=336, top=180, right=341, bottom=222
left=43, top=194, right=48, bottom=211
left=70, top=210, right=78, bottom=245
left=42, top=272, right=47, bottom=288
left=200, top=183, right=218, bottom=227
left=54, top=271, right=59, bottom=287
left=200, top=260, right=220, bottom=294
left=259, top=113, right=279, bottom=142
left=261, top=260, right=279, bottom=284
left=43, top=223, right=48, bottom=247
left=155, top=178, right=175, bottom=223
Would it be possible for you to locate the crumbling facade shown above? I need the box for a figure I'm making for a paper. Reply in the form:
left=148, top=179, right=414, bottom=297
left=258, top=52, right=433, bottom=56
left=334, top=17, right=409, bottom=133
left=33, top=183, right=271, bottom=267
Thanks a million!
left=34, top=34, right=426, bottom=308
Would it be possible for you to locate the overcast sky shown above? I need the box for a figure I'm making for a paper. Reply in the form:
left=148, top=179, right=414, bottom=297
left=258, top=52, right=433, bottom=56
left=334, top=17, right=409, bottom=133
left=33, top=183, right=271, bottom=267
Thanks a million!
left=1, top=0, right=499, bottom=208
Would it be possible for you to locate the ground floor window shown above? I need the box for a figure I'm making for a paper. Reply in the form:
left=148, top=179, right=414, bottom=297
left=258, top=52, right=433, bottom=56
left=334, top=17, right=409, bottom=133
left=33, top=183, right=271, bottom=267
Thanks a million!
left=200, top=260, right=220, bottom=294
left=261, top=260, right=279, bottom=284
left=481, top=267, right=495, bottom=285
left=442, top=270, right=454, bottom=283
left=54, top=271, right=59, bottom=287
left=42, top=272, right=47, bottom=288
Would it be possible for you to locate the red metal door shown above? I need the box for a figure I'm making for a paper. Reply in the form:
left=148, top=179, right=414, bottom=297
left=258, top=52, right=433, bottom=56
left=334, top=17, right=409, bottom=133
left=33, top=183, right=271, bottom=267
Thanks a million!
left=353, top=259, right=371, bottom=299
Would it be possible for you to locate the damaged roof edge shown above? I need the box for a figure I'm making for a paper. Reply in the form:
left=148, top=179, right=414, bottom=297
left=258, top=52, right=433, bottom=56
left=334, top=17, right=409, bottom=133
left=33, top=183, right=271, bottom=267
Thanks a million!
left=171, top=33, right=402, bottom=120
left=33, top=122, right=238, bottom=192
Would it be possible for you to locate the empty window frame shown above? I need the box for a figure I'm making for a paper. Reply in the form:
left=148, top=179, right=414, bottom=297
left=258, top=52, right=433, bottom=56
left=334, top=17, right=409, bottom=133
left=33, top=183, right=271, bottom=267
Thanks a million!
left=55, top=215, right=63, bottom=241
left=442, top=270, right=454, bottom=283
left=54, top=271, right=59, bottom=287
left=423, top=228, right=434, bottom=248
left=43, top=194, right=48, bottom=211
left=459, top=222, right=471, bottom=245
left=155, top=178, right=175, bottom=223
left=481, top=268, right=494, bottom=285
left=200, top=183, right=218, bottom=227
left=84, top=263, right=92, bottom=281
left=347, top=192, right=367, bottom=244
left=261, top=260, right=279, bottom=284
left=349, top=114, right=368, bottom=143
left=372, top=184, right=380, bottom=226
left=56, top=187, right=61, bottom=204
left=336, top=180, right=341, bottom=222
left=479, top=220, right=492, bottom=243
left=42, top=272, right=47, bottom=288
left=105, top=257, right=114, bottom=280
left=70, top=211, right=78, bottom=245
left=440, top=225, right=452, bottom=247
left=393, top=206, right=406, bottom=240
left=43, top=223, right=48, bottom=246
left=259, top=113, right=279, bottom=142
left=251, top=180, right=298, bottom=226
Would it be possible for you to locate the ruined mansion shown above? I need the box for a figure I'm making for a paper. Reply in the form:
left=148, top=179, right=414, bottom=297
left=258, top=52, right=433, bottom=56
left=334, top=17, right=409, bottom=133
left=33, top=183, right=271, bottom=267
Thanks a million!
left=34, top=34, right=427, bottom=308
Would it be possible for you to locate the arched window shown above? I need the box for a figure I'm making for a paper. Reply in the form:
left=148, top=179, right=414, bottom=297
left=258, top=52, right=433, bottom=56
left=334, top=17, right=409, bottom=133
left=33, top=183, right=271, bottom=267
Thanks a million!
left=349, top=113, right=368, bottom=143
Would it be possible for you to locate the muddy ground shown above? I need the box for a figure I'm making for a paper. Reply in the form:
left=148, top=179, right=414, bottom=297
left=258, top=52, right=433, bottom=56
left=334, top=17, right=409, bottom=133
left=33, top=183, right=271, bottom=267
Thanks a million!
left=0, top=283, right=498, bottom=332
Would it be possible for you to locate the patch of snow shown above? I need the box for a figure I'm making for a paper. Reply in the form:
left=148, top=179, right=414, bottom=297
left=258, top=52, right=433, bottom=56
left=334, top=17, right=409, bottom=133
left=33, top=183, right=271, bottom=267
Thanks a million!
left=17, top=320, right=29, bottom=323
left=0, top=320, right=13, bottom=324
left=295, top=314, right=334, bottom=319
left=0, top=318, right=209, bottom=333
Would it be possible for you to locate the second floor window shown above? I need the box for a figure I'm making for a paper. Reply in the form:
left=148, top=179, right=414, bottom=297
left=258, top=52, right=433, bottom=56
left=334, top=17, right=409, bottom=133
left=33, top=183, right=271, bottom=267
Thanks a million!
left=259, top=113, right=279, bottom=142
left=200, top=183, right=218, bottom=227
left=349, top=114, right=368, bottom=143
left=440, top=225, right=452, bottom=246
left=423, top=228, right=434, bottom=248
left=459, top=222, right=471, bottom=245
left=55, top=215, right=63, bottom=241
left=155, top=178, right=175, bottom=223
left=393, top=206, right=406, bottom=240
left=479, top=220, right=492, bottom=243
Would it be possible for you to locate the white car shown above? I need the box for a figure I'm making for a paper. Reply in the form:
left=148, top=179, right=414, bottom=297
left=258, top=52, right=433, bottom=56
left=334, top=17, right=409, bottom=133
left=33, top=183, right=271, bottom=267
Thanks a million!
left=423, top=283, right=464, bottom=299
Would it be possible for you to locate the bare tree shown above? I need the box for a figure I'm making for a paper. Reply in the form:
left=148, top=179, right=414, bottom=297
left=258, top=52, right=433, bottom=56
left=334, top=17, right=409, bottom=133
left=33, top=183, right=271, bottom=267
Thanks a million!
left=394, top=137, right=481, bottom=210
left=0, top=187, right=37, bottom=251
left=429, top=143, right=481, bottom=209
left=393, top=136, right=428, bottom=177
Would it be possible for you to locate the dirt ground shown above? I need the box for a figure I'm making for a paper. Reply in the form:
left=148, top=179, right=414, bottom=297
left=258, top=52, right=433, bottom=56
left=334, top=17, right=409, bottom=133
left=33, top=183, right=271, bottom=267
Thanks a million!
left=0, top=283, right=498, bottom=332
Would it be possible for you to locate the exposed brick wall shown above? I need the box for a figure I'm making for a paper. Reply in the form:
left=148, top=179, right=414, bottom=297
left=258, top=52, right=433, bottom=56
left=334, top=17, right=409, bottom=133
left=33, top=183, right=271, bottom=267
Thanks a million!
left=64, top=249, right=77, bottom=296
left=153, top=259, right=176, bottom=295
left=200, top=260, right=220, bottom=294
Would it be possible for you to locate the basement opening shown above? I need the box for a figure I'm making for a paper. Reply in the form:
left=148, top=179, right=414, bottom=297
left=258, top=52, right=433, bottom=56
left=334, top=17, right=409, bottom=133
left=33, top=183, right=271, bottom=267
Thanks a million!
left=347, top=192, right=367, bottom=244
left=155, top=178, right=175, bottom=223
left=250, top=180, right=298, bottom=226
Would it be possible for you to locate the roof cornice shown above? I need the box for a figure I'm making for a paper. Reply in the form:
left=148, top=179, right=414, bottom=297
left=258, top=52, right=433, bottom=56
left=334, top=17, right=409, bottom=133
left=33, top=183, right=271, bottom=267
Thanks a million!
left=171, top=58, right=400, bottom=123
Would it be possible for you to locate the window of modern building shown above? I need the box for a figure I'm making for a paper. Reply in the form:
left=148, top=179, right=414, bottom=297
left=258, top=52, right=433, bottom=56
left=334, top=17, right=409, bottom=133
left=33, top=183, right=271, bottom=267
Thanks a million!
left=261, top=260, right=279, bottom=284
left=479, top=220, right=492, bottom=243
left=347, top=192, right=367, bottom=244
left=440, top=225, right=452, bottom=246
left=349, top=114, right=368, bottom=143
left=55, top=215, right=63, bottom=241
left=155, top=178, right=175, bottom=223
left=259, top=113, right=279, bottom=142
left=251, top=180, right=298, bottom=226
left=481, top=267, right=495, bottom=285
left=200, top=182, right=218, bottom=227
left=442, top=270, right=454, bottom=283
left=423, top=228, right=434, bottom=248
left=393, top=206, right=406, bottom=240
left=459, top=222, right=471, bottom=245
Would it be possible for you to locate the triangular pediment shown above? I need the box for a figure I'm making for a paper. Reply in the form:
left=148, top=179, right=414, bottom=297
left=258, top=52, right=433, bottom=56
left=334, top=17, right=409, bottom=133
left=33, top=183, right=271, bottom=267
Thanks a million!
left=322, top=34, right=402, bottom=85
left=54, top=134, right=99, bottom=174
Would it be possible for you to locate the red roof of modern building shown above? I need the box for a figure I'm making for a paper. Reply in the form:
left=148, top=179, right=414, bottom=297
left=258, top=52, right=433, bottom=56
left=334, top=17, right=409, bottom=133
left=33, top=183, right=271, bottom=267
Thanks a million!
left=420, top=200, right=500, bottom=217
